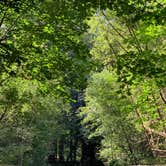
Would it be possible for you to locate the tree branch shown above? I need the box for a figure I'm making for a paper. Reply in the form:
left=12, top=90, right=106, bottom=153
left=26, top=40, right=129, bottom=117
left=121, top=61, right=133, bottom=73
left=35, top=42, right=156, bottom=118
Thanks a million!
left=101, top=10, right=127, bottom=41
left=0, top=106, right=8, bottom=121
left=126, top=22, right=142, bottom=53
left=0, top=9, right=8, bottom=28
left=160, top=88, right=166, bottom=104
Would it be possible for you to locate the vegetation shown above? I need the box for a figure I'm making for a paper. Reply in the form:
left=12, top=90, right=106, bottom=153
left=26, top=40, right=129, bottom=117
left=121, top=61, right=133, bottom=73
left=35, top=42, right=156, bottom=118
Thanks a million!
left=0, top=0, right=165, bottom=165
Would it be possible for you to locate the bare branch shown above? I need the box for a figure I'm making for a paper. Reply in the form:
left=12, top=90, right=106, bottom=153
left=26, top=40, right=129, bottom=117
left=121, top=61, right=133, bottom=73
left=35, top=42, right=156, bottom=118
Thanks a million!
left=143, top=125, right=166, bottom=138
left=101, top=10, right=127, bottom=41
left=104, top=34, right=116, bottom=56
left=100, top=16, right=128, bottom=54
left=126, top=23, right=142, bottom=53
left=160, top=88, right=166, bottom=104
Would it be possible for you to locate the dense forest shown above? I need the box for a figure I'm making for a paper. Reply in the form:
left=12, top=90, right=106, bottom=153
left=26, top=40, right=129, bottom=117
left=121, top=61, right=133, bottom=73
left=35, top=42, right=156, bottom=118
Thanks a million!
left=0, top=0, right=166, bottom=166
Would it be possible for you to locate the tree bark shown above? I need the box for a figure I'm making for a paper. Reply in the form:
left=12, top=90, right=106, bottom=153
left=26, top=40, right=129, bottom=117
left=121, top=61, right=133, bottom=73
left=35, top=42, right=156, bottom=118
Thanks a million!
left=58, top=139, right=64, bottom=161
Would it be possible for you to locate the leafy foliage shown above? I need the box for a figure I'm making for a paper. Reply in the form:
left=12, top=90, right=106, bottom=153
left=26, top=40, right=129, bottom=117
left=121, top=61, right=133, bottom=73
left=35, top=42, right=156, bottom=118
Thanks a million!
left=81, top=2, right=166, bottom=164
left=0, top=0, right=166, bottom=165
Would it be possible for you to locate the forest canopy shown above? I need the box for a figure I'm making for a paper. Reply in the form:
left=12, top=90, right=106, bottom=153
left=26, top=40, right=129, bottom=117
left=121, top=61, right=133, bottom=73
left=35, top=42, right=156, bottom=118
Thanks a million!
left=0, top=0, right=165, bottom=165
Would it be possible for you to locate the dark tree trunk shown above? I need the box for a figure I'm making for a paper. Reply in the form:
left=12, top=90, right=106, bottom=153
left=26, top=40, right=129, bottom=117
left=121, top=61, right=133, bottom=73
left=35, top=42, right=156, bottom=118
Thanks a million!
left=53, top=139, right=58, bottom=159
left=80, top=140, right=96, bottom=166
left=73, top=138, right=78, bottom=162
left=59, top=139, right=64, bottom=161
left=80, top=139, right=105, bottom=166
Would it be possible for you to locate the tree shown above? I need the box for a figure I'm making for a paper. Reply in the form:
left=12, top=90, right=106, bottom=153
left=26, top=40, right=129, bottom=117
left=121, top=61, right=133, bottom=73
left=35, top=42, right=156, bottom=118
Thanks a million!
left=81, top=3, right=166, bottom=164
left=0, top=0, right=96, bottom=165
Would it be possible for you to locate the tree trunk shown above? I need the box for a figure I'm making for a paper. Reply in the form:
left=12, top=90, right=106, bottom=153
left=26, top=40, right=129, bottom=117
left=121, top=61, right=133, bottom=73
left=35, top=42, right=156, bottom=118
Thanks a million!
left=58, top=138, right=64, bottom=161
left=80, top=140, right=96, bottom=166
